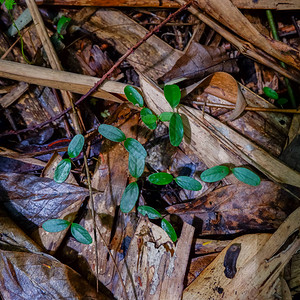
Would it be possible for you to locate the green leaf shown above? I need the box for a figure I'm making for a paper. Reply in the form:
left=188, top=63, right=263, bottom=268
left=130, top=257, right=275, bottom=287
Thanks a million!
left=174, top=176, right=202, bottom=191
left=159, top=112, right=173, bottom=122
left=57, top=16, right=71, bottom=35
left=169, top=113, right=184, bottom=147
left=161, top=218, right=177, bottom=242
left=98, top=124, right=126, bottom=142
left=68, top=134, right=84, bottom=158
left=128, top=154, right=145, bottom=178
left=42, top=219, right=70, bottom=232
left=124, top=86, right=144, bottom=107
left=124, top=138, right=147, bottom=159
left=263, top=87, right=279, bottom=100
left=71, top=223, right=92, bottom=244
left=277, top=98, right=288, bottom=105
left=54, top=159, right=72, bottom=183
left=148, top=172, right=173, bottom=185
left=4, top=0, right=16, bottom=10
left=140, top=107, right=157, bottom=129
left=231, top=167, right=261, bottom=186
left=200, top=165, right=230, bottom=182
left=164, top=84, right=181, bottom=109
left=120, top=182, right=140, bottom=213
left=138, top=206, right=162, bottom=219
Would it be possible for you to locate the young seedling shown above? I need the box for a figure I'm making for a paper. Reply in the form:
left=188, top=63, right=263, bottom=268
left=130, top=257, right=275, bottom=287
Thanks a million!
left=54, top=134, right=85, bottom=183
left=200, top=165, right=261, bottom=186
left=124, top=84, right=184, bottom=147
left=137, top=206, right=177, bottom=242
left=263, top=86, right=288, bottom=107
left=42, top=219, right=92, bottom=244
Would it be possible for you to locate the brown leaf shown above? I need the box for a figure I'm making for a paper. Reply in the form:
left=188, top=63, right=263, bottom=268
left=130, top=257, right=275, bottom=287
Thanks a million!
left=159, top=42, right=238, bottom=83
left=166, top=181, right=299, bottom=235
left=0, top=173, right=89, bottom=252
left=0, top=249, right=111, bottom=299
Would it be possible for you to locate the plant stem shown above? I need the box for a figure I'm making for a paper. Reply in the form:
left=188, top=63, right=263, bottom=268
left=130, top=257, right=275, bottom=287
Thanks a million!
left=266, top=10, right=296, bottom=108
left=1, top=0, right=194, bottom=138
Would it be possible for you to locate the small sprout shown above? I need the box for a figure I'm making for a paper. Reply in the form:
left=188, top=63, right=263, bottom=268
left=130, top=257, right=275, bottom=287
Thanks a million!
left=98, top=124, right=126, bottom=142
left=57, top=15, right=71, bottom=38
left=120, top=182, right=140, bottom=213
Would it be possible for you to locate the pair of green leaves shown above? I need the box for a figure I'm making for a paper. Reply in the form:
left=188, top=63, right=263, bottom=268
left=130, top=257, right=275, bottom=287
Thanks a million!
left=124, top=85, right=184, bottom=147
left=54, top=134, right=85, bottom=183
left=200, top=165, right=261, bottom=186
left=138, top=206, right=177, bottom=242
left=42, top=219, right=92, bottom=244
left=98, top=124, right=147, bottom=179
left=263, top=87, right=288, bottom=106
left=148, top=172, right=202, bottom=191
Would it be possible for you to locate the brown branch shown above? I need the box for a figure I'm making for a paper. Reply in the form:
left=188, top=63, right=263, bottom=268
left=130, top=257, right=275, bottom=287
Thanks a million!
left=1, top=0, right=193, bottom=138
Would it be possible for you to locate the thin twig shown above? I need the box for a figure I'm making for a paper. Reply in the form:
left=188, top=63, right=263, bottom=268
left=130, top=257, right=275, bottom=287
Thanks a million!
left=0, top=0, right=194, bottom=138
left=192, top=101, right=300, bottom=114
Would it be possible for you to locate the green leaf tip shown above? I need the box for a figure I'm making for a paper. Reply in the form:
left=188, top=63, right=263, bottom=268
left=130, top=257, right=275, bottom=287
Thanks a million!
left=71, top=223, right=93, bottom=244
left=231, top=167, right=261, bottom=186
left=164, top=84, right=181, bottom=109
left=68, top=134, right=84, bottom=158
left=161, top=218, right=177, bottom=242
left=200, top=166, right=230, bottom=182
left=54, top=159, right=72, bottom=183
left=98, top=124, right=126, bottom=142
left=124, top=86, right=144, bottom=107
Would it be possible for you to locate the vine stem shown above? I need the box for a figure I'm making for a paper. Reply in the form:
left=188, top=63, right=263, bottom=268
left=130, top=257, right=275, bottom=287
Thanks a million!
left=1, top=0, right=194, bottom=138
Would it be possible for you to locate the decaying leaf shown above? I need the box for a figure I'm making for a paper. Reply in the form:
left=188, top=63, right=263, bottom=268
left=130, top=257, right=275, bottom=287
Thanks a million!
left=0, top=173, right=89, bottom=252
left=166, top=181, right=299, bottom=235
left=159, top=42, right=238, bottom=83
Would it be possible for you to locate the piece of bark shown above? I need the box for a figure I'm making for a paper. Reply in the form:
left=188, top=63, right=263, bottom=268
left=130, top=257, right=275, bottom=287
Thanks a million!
left=159, top=42, right=238, bottom=83
left=222, top=206, right=300, bottom=299
left=175, top=0, right=300, bottom=84
left=166, top=181, right=299, bottom=235
left=194, top=0, right=300, bottom=70
left=83, top=9, right=181, bottom=81
left=34, top=0, right=300, bottom=10
left=0, top=82, right=29, bottom=108
left=140, top=74, right=300, bottom=187
left=186, top=253, right=218, bottom=286
left=194, top=239, right=231, bottom=255
left=183, top=233, right=272, bottom=299
left=113, top=219, right=194, bottom=300
left=0, top=59, right=126, bottom=103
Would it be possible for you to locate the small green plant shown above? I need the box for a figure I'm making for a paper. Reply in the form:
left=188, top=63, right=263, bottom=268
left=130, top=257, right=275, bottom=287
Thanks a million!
left=56, top=15, right=71, bottom=39
left=138, top=206, right=177, bottom=242
left=42, top=219, right=92, bottom=244
left=54, top=134, right=85, bottom=183
left=125, top=84, right=184, bottom=147
left=263, top=87, right=288, bottom=107
left=200, top=165, right=261, bottom=186
left=98, top=121, right=202, bottom=241
left=0, top=0, right=15, bottom=10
